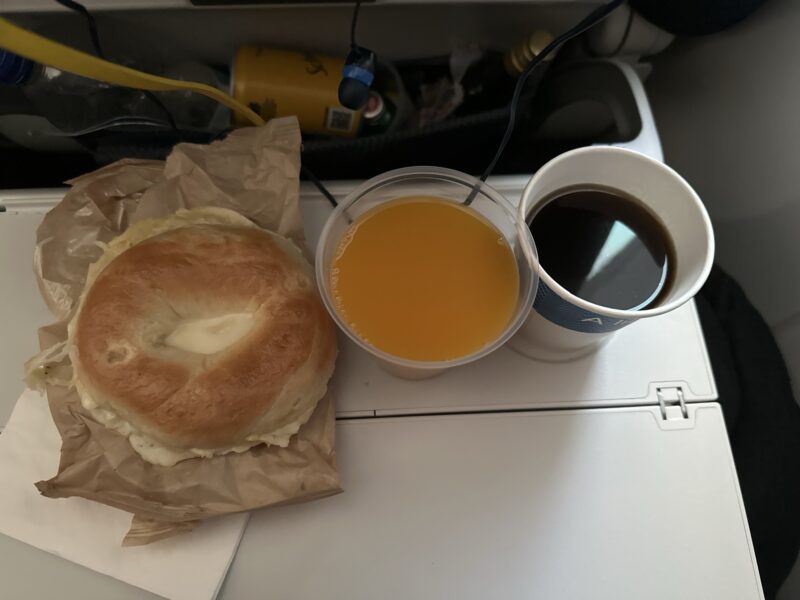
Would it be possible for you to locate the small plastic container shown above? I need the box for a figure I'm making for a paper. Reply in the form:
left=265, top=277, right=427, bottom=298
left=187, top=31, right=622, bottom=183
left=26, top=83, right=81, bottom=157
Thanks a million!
left=316, top=166, right=538, bottom=378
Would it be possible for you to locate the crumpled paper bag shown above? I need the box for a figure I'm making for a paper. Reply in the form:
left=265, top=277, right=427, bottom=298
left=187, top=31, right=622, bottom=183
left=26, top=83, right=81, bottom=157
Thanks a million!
left=26, top=117, right=341, bottom=545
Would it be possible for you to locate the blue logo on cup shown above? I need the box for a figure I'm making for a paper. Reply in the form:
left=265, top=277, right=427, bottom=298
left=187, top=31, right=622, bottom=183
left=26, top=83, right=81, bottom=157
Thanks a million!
left=533, top=279, right=631, bottom=333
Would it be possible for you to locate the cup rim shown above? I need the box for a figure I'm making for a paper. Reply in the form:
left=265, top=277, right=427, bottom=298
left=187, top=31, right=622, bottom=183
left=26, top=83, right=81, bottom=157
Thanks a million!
left=519, top=146, right=715, bottom=320
left=316, top=165, right=538, bottom=370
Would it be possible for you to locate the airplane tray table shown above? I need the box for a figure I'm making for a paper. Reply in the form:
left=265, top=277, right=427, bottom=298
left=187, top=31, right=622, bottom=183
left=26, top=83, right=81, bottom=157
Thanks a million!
left=0, top=186, right=762, bottom=600
left=224, top=404, right=760, bottom=600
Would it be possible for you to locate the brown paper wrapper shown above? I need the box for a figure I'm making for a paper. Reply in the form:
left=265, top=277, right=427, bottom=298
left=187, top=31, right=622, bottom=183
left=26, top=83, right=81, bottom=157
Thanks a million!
left=28, top=118, right=341, bottom=545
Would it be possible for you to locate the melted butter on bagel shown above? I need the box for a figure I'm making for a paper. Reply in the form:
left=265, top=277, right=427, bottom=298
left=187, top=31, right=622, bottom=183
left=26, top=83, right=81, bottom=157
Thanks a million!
left=165, top=313, right=257, bottom=355
left=68, top=207, right=337, bottom=466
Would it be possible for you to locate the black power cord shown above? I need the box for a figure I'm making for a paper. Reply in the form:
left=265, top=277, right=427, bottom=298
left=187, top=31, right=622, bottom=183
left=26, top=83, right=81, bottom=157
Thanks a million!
left=54, top=0, right=102, bottom=56
left=465, top=0, right=624, bottom=204
left=350, top=0, right=362, bottom=49
left=301, top=164, right=340, bottom=209
left=323, top=0, right=624, bottom=208
left=54, top=0, right=179, bottom=132
left=304, top=0, right=366, bottom=207
left=607, top=4, right=636, bottom=57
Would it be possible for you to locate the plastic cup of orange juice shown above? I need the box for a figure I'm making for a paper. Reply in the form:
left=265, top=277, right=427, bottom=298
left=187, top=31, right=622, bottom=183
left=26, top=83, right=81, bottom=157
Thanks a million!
left=316, top=166, right=538, bottom=379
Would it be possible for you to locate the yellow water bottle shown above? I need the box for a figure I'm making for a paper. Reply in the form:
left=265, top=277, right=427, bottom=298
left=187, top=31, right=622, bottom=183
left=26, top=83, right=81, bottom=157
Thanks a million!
left=231, top=47, right=362, bottom=137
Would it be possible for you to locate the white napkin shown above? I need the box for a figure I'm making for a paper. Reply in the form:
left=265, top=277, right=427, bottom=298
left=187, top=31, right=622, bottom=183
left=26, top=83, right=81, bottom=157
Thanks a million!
left=0, top=389, right=249, bottom=600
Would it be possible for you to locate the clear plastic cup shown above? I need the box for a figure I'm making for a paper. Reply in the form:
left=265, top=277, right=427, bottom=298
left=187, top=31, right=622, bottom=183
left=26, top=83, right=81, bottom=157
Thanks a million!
left=316, top=166, right=538, bottom=379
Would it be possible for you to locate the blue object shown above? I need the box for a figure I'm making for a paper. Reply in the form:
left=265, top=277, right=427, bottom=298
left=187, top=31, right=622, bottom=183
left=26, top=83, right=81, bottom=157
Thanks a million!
left=338, top=45, right=376, bottom=111
left=0, top=50, right=34, bottom=85
left=342, top=63, right=374, bottom=87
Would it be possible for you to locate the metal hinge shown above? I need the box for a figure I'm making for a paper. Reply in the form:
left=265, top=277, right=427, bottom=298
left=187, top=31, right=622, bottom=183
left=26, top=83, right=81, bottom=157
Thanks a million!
left=657, top=386, right=688, bottom=421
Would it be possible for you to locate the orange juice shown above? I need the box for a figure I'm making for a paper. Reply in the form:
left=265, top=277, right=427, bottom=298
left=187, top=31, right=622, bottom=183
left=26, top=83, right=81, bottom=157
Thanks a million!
left=331, top=196, right=519, bottom=361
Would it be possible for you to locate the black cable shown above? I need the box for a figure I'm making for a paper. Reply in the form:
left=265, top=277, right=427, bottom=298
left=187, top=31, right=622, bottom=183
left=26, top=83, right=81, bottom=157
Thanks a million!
left=478, top=0, right=623, bottom=185
left=303, top=0, right=366, bottom=209
left=350, top=0, right=362, bottom=48
left=465, top=0, right=624, bottom=205
left=54, top=0, right=179, bottom=132
left=54, top=0, right=102, bottom=57
left=301, top=164, right=340, bottom=209
left=316, top=0, right=621, bottom=209
left=608, top=4, right=635, bottom=57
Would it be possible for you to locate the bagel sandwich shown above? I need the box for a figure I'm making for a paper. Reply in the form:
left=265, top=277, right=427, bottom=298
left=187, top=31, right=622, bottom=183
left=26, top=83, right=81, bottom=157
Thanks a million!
left=67, top=207, right=337, bottom=466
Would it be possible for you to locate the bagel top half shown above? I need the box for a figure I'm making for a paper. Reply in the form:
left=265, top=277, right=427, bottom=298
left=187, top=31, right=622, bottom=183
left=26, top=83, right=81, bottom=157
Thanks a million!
left=68, top=207, right=337, bottom=466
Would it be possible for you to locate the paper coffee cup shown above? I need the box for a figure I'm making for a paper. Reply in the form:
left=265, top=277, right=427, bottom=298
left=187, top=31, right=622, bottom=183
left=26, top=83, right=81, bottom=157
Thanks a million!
left=510, top=146, right=714, bottom=361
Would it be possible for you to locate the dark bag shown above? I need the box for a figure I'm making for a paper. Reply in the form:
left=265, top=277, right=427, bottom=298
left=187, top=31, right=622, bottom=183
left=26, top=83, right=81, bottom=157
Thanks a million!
left=696, top=266, right=800, bottom=599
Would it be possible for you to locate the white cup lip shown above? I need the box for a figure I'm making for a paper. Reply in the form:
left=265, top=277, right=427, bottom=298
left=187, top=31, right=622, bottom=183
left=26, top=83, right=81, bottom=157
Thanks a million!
left=519, top=146, right=716, bottom=320
left=316, top=165, right=538, bottom=371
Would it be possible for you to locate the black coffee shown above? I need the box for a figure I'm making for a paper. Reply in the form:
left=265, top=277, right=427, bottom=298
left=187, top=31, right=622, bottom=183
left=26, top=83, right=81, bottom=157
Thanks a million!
left=529, top=186, right=674, bottom=311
